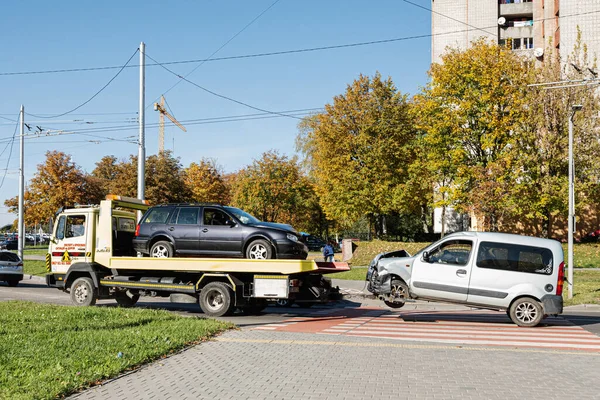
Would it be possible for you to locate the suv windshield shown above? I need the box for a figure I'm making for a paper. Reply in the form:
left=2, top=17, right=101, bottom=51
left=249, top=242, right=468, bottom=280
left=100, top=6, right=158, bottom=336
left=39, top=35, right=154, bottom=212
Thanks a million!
left=224, top=207, right=260, bottom=224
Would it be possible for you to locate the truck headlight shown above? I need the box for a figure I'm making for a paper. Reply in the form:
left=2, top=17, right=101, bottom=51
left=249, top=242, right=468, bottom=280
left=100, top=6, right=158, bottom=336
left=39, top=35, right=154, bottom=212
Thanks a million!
left=287, top=234, right=299, bottom=242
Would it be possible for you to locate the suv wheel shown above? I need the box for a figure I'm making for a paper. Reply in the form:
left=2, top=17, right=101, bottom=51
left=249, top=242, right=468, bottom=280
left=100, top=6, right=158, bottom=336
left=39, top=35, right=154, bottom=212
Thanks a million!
left=246, top=239, right=273, bottom=259
left=150, top=241, right=174, bottom=258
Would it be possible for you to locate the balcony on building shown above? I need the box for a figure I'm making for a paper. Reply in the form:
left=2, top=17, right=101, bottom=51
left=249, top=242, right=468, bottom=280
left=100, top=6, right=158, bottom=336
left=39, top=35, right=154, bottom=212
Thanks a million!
left=499, top=0, right=534, bottom=18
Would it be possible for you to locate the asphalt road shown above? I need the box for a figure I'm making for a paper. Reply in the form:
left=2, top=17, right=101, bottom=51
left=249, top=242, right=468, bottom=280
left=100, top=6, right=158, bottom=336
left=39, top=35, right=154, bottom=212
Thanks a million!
left=2, top=277, right=600, bottom=336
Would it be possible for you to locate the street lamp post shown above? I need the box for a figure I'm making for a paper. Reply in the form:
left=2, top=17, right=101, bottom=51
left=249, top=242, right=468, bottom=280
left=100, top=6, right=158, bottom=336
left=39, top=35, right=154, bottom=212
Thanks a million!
left=568, top=104, right=582, bottom=300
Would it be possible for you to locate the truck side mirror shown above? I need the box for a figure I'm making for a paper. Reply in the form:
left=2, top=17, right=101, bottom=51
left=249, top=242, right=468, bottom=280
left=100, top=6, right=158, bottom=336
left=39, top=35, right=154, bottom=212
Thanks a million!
left=50, top=235, right=58, bottom=244
left=422, top=251, right=430, bottom=263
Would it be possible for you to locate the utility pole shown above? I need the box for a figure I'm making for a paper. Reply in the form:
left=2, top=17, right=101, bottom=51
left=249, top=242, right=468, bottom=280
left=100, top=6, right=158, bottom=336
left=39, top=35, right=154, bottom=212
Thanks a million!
left=568, top=105, right=582, bottom=299
left=18, top=105, right=24, bottom=260
left=138, top=42, right=145, bottom=204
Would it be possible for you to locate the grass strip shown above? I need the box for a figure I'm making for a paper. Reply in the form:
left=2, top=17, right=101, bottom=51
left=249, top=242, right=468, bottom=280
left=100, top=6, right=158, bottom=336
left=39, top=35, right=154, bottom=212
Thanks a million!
left=0, top=301, right=233, bottom=400
left=23, top=260, right=47, bottom=276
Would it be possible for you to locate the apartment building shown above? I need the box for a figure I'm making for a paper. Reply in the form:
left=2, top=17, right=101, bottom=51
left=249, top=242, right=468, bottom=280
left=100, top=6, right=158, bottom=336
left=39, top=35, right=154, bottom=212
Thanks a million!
left=431, top=0, right=600, bottom=65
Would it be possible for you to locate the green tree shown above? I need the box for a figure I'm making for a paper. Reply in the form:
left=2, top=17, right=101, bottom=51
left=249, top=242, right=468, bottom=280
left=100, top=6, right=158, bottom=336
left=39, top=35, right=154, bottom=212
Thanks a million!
left=145, top=151, right=190, bottom=205
left=4, top=151, right=102, bottom=225
left=413, top=40, right=534, bottom=231
left=184, top=158, right=231, bottom=204
left=297, top=73, right=417, bottom=236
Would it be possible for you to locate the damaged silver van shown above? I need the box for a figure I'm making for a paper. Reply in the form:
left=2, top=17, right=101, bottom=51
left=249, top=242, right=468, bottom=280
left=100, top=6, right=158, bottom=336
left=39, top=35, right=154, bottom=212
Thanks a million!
left=367, top=232, right=564, bottom=327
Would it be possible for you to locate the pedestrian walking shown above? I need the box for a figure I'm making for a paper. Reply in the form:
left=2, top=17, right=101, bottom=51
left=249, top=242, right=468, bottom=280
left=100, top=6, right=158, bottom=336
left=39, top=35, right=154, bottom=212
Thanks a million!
left=322, top=241, right=335, bottom=262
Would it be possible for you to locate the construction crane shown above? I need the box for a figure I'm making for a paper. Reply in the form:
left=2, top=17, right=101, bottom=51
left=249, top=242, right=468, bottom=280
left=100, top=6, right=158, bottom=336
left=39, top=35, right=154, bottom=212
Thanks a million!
left=153, top=95, right=186, bottom=154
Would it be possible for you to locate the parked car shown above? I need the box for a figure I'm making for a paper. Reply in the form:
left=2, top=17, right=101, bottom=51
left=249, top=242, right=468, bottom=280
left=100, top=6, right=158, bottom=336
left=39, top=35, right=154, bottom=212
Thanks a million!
left=133, top=204, right=308, bottom=260
left=0, top=238, right=18, bottom=250
left=301, top=234, right=327, bottom=251
left=0, top=251, right=23, bottom=287
left=367, top=232, right=564, bottom=327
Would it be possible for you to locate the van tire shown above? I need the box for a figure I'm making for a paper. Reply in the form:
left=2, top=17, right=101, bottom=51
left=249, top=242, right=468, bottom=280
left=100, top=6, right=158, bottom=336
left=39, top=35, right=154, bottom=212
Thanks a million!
left=385, top=279, right=408, bottom=309
left=150, top=241, right=174, bottom=258
left=509, top=297, right=543, bottom=327
left=199, top=282, right=235, bottom=317
left=70, top=277, right=97, bottom=306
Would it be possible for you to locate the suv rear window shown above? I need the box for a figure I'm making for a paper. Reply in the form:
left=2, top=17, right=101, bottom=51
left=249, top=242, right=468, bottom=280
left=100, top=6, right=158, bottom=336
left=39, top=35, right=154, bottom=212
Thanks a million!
left=476, top=242, right=553, bottom=275
left=143, top=207, right=172, bottom=224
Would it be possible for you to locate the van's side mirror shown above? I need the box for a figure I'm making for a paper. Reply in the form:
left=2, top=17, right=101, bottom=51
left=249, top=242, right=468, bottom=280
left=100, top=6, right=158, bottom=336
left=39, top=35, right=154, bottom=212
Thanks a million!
left=225, top=219, right=236, bottom=227
left=422, top=251, right=430, bottom=263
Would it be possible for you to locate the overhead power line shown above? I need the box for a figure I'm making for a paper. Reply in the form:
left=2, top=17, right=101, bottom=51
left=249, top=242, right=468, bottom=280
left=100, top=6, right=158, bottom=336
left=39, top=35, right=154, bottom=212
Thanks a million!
left=3, top=9, right=599, bottom=78
left=145, top=53, right=304, bottom=120
left=159, top=0, right=282, bottom=101
left=0, top=116, right=19, bottom=190
left=25, top=49, right=139, bottom=119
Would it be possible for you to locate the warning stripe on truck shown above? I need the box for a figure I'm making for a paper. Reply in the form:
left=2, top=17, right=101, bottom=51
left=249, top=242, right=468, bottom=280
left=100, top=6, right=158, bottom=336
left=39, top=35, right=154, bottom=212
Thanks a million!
left=99, top=280, right=196, bottom=292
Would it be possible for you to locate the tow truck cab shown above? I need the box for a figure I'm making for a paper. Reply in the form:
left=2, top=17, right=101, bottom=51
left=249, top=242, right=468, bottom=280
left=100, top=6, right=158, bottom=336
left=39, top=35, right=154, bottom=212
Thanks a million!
left=46, top=195, right=348, bottom=316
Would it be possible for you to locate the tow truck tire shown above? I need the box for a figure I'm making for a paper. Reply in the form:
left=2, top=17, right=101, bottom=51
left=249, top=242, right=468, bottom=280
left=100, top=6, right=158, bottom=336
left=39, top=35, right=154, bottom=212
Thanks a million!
left=6, top=280, right=19, bottom=287
left=199, top=282, right=236, bottom=317
left=150, top=241, right=174, bottom=258
left=70, top=277, right=97, bottom=307
left=384, top=279, right=408, bottom=309
left=115, top=290, right=140, bottom=308
left=246, top=239, right=273, bottom=260
left=297, top=302, right=316, bottom=308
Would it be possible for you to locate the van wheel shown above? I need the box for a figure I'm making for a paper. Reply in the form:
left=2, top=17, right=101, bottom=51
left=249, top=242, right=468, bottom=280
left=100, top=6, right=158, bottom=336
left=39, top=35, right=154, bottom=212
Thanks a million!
left=509, top=297, right=543, bottom=327
left=115, top=290, right=140, bottom=307
left=70, top=277, right=97, bottom=306
left=246, top=239, right=273, bottom=260
left=385, top=279, right=408, bottom=309
left=199, top=282, right=236, bottom=317
left=150, top=241, right=174, bottom=258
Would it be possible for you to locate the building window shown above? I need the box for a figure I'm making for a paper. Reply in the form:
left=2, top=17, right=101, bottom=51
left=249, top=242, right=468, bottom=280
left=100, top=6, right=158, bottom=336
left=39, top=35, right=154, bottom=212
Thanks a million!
left=523, top=37, right=534, bottom=49
left=512, top=38, right=521, bottom=50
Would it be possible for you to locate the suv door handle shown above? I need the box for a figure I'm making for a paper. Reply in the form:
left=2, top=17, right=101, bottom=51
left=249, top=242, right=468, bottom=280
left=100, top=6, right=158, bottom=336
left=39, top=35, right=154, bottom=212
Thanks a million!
left=202, top=228, right=208, bottom=233
left=168, top=226, right=175, bottom=231
left=456, top=269, right=467, bottom=276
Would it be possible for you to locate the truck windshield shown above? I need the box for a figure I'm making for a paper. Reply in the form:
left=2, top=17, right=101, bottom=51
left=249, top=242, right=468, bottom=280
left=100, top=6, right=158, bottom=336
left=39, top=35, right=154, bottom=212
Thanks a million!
left=224, top=207, right=260, bottom=224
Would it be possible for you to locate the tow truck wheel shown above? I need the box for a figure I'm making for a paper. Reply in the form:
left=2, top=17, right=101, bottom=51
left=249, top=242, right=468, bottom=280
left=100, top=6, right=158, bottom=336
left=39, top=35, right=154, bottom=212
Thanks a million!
left=246, top=239, right=273, bottom=260
left=297, top=302, right=316, bottom=308
left=70, top=277, right=97, bottom=306
left=6, top=280, right=19, bottom=287
left=384, top=279, right=408, bottom=309
left=115, top=290, right=140, bottom=308
left=150, top=241, right=174, bottom=258
left=199, top=282, right=236, bottom=317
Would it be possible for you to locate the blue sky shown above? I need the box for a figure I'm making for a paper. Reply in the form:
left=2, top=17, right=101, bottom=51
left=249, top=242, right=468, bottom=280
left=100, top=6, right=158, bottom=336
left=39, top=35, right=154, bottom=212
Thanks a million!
left=0, top=0, right=432, bottom=227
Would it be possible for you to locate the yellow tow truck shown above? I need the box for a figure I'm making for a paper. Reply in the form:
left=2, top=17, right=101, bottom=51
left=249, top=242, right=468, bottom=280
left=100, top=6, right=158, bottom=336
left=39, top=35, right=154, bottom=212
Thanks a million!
left=46, top=195, right=349, bottom=316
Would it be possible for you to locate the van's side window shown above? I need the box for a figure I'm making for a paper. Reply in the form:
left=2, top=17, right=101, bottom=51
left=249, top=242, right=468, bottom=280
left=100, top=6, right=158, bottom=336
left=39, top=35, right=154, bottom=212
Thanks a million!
left=427, top=240, right=472, bottom=266
left=476, top=242, right=553, bottom=275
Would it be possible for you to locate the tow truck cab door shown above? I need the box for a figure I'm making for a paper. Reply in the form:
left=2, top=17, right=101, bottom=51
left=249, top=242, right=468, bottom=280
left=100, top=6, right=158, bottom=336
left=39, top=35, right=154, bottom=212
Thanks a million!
left=410, top=238, right=475, bottom=302
left=50, top=212, right=92, bottom=274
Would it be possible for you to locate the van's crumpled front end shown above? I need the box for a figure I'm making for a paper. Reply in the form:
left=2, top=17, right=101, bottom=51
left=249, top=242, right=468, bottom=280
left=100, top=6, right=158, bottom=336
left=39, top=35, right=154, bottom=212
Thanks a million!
left=366, top=249, right=413, bottom=296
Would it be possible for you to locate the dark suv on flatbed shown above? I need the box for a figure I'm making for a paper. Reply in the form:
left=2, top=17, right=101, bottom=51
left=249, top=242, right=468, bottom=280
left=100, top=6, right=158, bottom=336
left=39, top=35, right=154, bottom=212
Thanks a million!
left=132, top=204, right=308, bottom=260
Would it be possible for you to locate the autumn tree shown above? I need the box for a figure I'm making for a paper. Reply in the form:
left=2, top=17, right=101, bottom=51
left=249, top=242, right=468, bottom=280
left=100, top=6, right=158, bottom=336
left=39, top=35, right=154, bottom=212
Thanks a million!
left=413, top=40, right=534, bottom=231
left=297, top=73, right=418, bottom=236
left=231, top=150, right=326, bottom=233
left=184, top=158, right=231, bottom=204
left=516, top=32, right=600, bottom=237
left=4, top=151, right=102, bottom=225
